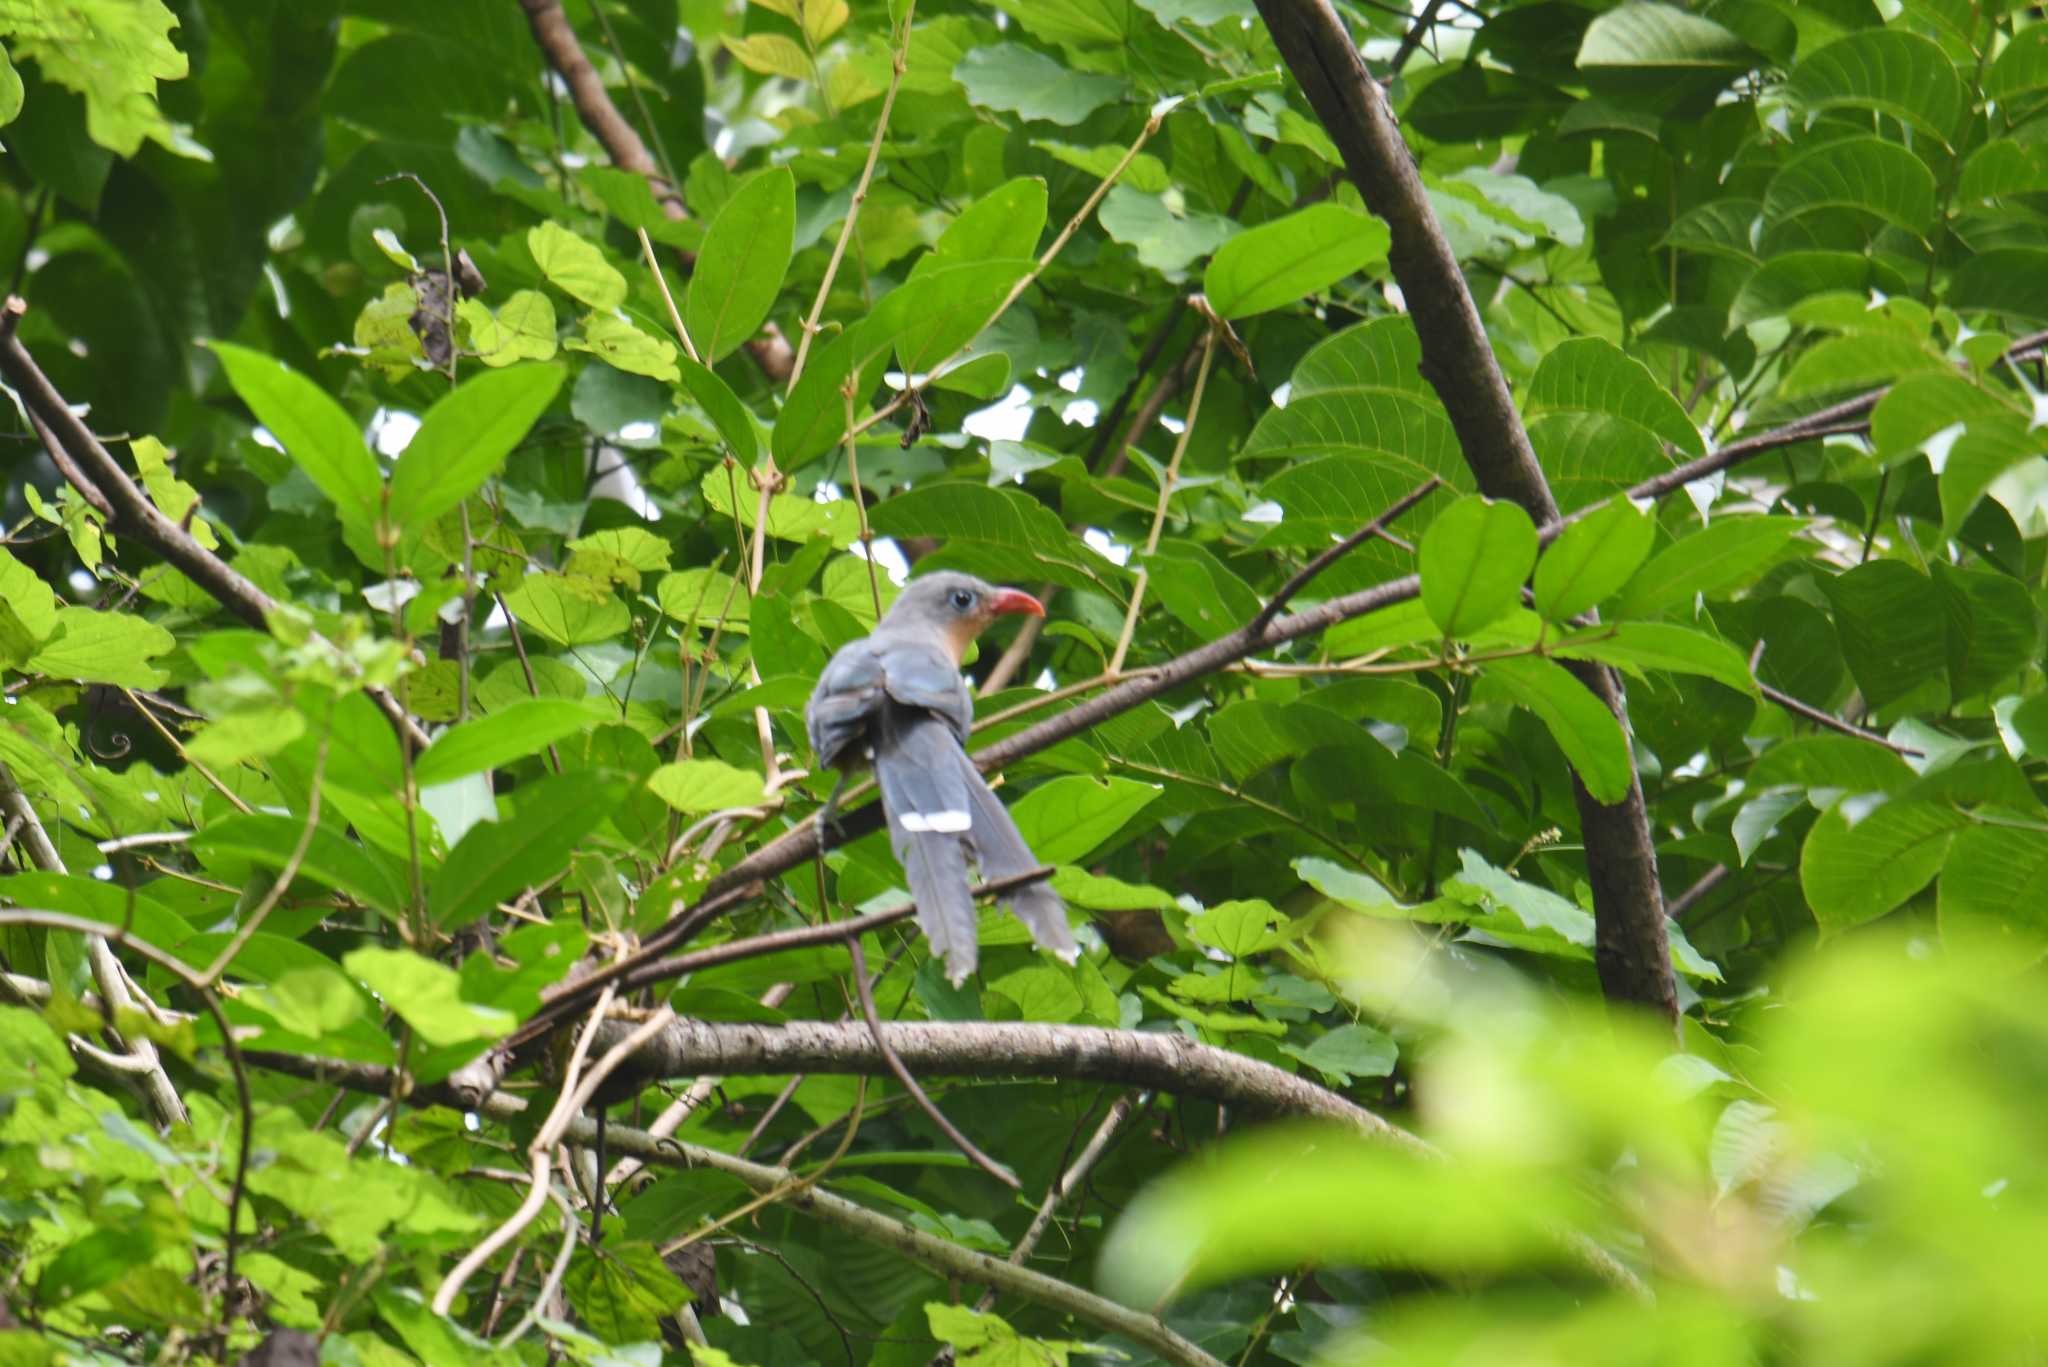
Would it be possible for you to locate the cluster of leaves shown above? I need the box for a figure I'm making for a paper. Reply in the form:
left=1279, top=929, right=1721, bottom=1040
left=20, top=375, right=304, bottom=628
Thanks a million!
left=1, top=0, right=2046, bottom=1363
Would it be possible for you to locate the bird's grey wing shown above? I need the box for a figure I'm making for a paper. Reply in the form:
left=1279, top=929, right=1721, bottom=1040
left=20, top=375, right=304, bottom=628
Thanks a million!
left=872, top=633, right=972, bottom=743
left=806, top=640, right=886, bottom=769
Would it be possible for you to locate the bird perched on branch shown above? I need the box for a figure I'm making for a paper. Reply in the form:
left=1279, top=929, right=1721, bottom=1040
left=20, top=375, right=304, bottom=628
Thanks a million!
left=805, top=571, right=1078, bottom=985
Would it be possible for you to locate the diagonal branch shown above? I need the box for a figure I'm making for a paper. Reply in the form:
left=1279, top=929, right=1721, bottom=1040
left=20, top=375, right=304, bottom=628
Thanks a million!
left=0, top=301, right=432, bottom=752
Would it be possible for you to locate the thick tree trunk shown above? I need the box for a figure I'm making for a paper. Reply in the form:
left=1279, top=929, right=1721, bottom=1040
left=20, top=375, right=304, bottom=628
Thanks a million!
left=1251, top=0, right=1678, bottom=1022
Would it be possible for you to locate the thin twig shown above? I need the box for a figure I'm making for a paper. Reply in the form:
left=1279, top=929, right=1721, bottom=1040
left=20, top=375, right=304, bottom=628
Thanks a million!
left=1250, top=477, right=1441, bottom=635
left=788, top=0, right=916, bottom=393
left=846, top=936, right=1017, bottom=1187
left=1109, top=324, right=1219, bottom=673
left=984, top=1091, right=1138, bottom=1301
left=637, top=226, right=701, bottom=365
left=201, top=733, right=328, bottom=984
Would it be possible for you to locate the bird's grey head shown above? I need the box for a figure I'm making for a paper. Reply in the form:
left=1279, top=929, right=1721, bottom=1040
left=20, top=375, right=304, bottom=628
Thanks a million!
left=883, top=572, right=1044, bottom=632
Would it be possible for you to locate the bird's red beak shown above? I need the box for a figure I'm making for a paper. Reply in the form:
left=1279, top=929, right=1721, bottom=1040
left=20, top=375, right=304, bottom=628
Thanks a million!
left=988, top=588, right=1045, bottom=618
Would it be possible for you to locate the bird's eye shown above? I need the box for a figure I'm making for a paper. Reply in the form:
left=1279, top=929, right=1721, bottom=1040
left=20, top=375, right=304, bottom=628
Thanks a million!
left=949, top=588, right=976, bottom=611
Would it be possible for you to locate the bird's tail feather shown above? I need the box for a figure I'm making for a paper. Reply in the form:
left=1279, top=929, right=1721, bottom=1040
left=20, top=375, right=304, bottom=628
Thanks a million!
left=874, top=715, right=980, bottom=985
left=952, top=749, right=1078, bottom=964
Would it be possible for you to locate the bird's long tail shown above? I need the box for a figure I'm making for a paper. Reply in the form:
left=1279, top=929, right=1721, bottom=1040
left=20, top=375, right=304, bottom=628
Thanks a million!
left=873, top=711, right=980, bottom=985
left=950, top=745, right=1078, bottom=965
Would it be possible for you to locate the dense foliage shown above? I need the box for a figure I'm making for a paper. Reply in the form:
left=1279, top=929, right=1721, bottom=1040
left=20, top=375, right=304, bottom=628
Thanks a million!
left=2, top=0, right=2047, bottom=1363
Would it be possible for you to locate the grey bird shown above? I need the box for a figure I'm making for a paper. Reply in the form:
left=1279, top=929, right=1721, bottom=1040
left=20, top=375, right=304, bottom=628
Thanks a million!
left=805, top=571, right=1078, bottom=985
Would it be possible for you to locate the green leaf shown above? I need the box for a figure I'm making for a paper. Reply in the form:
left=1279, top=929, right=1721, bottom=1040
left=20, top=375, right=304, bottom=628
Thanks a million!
left=1420, top=495, right=1537, bottom=637
left=528, top=220, right=626, bottom=310
left=1762, top=135, right=1938, bottom=236
left=1730, top=251, right=1905, bottom=326
left=686, top=166, right=795, bottom=364
left=1937, top=823, right=2048, bottom=961
left=566, top=312, right=680, bottom=382
left=1800, top=798, right=1965, bottom=936
left=1949, top=248, right=2048, bottom=327
left=499, top=572, right=633, bottom=647
left=209, top=343, right=380, bottom=529
left=343, top=946, right=514, bottom=1045
left=954, top=44, right=1124, bottom=125
left=1007, top=775, right=1161, bottom=864
left=414, top=699, right=611, bottom=788
left=1282, top=1023, right=1398, bottom=1083
left=1616, top=516, right=1807, bottom=619
left=23, top=608, right=174, bottom=688
left=646, top=759, right=769, bottom=814
left=1097, top=185, right=1235, bottom=276
left=1525, top=337, right=1704, bottom=458
left=1483, top=655, right=1632, bottom=803
left=428, top=771, right=628, bottom=929
left=460, top=289, right=558, bottom=366
left=567, top=1240, right=687, bottom=1345
left=1748, top=735, right=1917, bottom=794
left=1577, top=2, right=1755, bottom=67
left=1816, top=561, right=1947, bottom=712
left=1533, top=497, right=1655, bottom=621
left=1203, top=203, right=1389, bottom=320
left=1785, top=30, right=1967, bottom=145
left=1550, top=622, right=1756, bottom=695
left=1986, top=23, right=2048, bottom=101
left=1188, top=899, right=1283, bottom=958
left=389, top=364, right=565, bottom=538
left=1031, top=139, right=1171, bottom=193
left=0, top=872, right=203, bottom=970
left=678, top=357, right=759, bottom=463
left=191, top=813, right=412, bottom=919
left=656, top=567, right=749, bottom=632
left=721, top=31, right=813, bottom=80
left=1934, top=563, right=2037, bottom=705
left=868, top=484, right=1124, bottom=592
left=921, top=177, right=1049, bottom=267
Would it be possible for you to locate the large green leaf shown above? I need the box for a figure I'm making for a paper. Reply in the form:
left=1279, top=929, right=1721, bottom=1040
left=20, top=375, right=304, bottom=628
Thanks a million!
left=1420, top=495, right=1537, bottom=638
left=343, top=946, right=515, bottom=1045
left=1800, top=798, right=1964, bottom=936
left=1203, top=203, right=1389, bottom=319
left=1484, top=654, right=1633, bottom=803
left=1817, top=561, right=1948, bottom=712
left=1762, top=136, right=1938, bottom=237
left=1525, top=337, right=1704, bottom=458
left=528, top=220, right=626, bottom=310
left=389, top=363, right=565, bottom=539
left=1617, top=517, right=1808, bottom=619
left=1577, top=2, right=1755, bottom=68
left=210, top=342, right=381, bottom=530
left=23, top=608, right=174, bottom=688
left=191, top=813, right=413, bottom=919
left=954, top=44, right=1125, bottom=124
left=428, top=771, right=628, bottom=928
left=685, top=166, right=795, bottom=364
left=1533, top=497, right=1655, bottom=621
left=869, top=484, right=1126, bottom=592
left=1007, top=775, right=1161, bottom=864
left=1785, top=30, right=1966, bottom=144
left=1550, top=622, right=1756, bottom=695
left=1937, top=823, right=2048, bottom=960
left=413, top=698, right=612, bottom=788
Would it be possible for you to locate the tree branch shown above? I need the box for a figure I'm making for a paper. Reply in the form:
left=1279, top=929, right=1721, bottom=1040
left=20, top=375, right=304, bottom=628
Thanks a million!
left=515, top=0, right=796, bottom=383
left=0, top=301, right=432, bottom=752
left=1250, top=0, right=1677, bottom=1023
